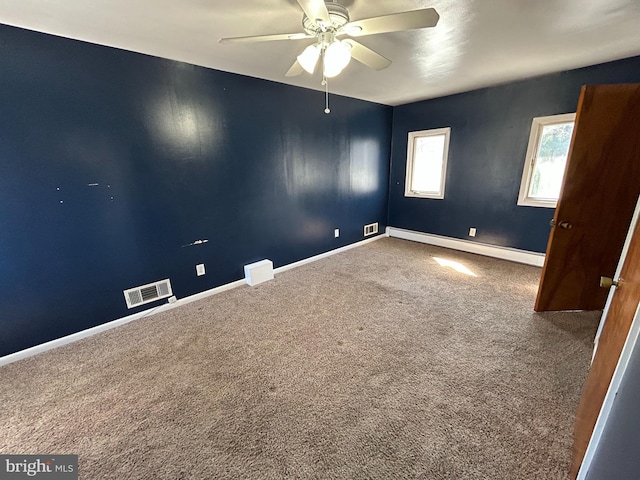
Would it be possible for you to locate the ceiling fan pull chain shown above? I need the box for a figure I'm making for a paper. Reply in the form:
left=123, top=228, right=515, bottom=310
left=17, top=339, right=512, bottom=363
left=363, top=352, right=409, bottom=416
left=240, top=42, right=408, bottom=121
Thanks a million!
left=324, top=75, right=330, bottom=114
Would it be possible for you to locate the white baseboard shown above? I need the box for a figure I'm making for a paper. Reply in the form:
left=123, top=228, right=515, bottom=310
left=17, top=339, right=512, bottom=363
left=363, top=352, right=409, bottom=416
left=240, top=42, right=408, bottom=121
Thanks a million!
left=0, top=279, right=248, bottom=368
left=386, top=227, right=545, bottom=267
left=274, top=233, right=385, bottom=274
left=0, top=234, right=386, bottom=367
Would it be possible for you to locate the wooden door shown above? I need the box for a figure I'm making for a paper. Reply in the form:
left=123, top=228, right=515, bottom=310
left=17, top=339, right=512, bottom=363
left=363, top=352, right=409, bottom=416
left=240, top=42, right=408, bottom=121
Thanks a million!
left=534, top=83, right=640, bottom=312
left=571, top=213, right=640, bottom=477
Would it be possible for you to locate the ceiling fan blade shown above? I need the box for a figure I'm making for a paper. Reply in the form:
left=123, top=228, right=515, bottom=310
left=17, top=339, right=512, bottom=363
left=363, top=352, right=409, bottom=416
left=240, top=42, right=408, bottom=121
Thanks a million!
left=285, top=60, right=305, bottom=77
left=296, top=0, right=330, bottom=25
left=219, top=32, right=312, bottom=44
left=345, top=40, right=391, bottom=71
left=344, top=8, right=440, bottom=37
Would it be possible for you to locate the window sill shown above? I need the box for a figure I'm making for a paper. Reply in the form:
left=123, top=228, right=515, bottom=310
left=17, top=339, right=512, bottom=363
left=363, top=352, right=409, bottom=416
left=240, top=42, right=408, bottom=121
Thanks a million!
left=405, top=191, right=445, bottom=200
left=517, top=198, right=557, bottom=208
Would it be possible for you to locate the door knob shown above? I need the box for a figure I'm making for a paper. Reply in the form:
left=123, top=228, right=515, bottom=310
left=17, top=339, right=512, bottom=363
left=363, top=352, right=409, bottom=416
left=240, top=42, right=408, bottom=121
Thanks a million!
left=600, top=276, right=622, bottom=289
left=549, top=219, right=573, bottom=229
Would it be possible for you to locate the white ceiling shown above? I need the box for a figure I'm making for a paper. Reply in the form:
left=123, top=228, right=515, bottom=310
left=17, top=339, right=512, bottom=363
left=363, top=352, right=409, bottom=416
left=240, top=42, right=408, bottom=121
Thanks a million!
left=1, top=0, right=640, bottom=106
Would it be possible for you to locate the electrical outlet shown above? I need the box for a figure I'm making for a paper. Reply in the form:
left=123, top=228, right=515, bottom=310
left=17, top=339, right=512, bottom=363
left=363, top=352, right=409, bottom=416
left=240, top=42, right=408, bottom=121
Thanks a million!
left=196, top=264, right=206, bottom=276
left=334, top=228, right=340, bottom=238
left=469, top=228, right=477, bottom=237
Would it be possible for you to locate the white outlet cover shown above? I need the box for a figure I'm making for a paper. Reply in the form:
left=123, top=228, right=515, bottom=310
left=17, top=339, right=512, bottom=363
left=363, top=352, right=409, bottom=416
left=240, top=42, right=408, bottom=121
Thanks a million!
left=196, top=264, right=205, bottom=276
left=334, top=228, right=340, bottom=238
left=469, top=228, right=477, bottom=237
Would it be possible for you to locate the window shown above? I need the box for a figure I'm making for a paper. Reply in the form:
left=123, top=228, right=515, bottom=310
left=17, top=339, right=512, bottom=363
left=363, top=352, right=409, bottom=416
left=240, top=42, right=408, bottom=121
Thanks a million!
left=518, top=113, right=576, bottom=208
left=405, top=127, right=451, bottom=199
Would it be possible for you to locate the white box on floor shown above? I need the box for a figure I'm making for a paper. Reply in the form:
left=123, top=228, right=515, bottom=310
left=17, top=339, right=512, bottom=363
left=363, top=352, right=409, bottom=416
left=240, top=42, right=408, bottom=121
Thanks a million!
left=244, top=259, right=274, bottom=286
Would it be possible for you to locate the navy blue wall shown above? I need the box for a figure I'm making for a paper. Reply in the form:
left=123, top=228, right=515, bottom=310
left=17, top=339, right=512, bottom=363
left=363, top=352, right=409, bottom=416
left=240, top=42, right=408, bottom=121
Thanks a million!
left=0, top=24, right=392, bottom=357
left=388, top=56, right=640, bottom=252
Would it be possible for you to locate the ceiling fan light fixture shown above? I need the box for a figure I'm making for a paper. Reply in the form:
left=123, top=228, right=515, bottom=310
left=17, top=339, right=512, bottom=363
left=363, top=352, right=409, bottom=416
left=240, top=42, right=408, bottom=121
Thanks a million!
left=323, top=40, right=352, bottom=78
left=297, top=44, right=321, bottom=74
left=220, top=3, right=440, bottom=83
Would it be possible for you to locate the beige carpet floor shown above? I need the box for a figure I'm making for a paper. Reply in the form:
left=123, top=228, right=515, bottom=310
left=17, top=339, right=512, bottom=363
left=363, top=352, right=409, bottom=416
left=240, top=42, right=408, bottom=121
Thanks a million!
left=0, top=238, right=599, bottom=479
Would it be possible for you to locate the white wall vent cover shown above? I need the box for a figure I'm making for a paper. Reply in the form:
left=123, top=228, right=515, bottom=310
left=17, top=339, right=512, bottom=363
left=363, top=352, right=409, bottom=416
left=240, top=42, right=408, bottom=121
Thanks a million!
left=124, top=279, right=173, bottom=309
left=244, top=259, right=274, bottom=286
left=364, top=222, right=379, bottom=236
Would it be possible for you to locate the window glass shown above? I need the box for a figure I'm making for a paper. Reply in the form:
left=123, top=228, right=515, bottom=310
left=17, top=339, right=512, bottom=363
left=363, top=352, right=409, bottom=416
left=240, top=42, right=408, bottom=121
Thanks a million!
left=411, top=134, right=446, bottom=194
left=518, top=113, right=576, bottom=208
left=529, top=122, right=574, bottom=200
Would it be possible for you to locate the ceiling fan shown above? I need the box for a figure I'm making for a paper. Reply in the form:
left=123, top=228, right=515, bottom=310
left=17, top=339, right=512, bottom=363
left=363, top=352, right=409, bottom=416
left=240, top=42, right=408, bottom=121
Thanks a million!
left=219, top=0, right=440, bottom=80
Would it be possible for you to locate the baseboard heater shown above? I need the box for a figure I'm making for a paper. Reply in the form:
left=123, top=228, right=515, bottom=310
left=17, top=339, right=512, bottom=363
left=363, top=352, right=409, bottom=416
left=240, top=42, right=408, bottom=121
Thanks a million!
left=244, top=260, right=274, bottom=286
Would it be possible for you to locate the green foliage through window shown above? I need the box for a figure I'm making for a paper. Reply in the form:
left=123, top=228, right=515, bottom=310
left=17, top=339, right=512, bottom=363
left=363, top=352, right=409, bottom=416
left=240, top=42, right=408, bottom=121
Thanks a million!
left=529, top=122, right=574, bottom=200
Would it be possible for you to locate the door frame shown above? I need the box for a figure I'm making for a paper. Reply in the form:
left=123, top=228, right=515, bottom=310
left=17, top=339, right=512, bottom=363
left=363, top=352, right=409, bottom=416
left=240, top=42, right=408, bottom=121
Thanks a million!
left=577, top=301, right=640, bottom=479
left=577, top=195, right=640, bottom=478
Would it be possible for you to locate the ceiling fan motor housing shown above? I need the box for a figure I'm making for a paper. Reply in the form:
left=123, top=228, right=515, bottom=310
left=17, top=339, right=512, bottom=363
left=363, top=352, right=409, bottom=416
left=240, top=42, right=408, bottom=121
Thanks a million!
left=302, top=2, right=350, bottom=34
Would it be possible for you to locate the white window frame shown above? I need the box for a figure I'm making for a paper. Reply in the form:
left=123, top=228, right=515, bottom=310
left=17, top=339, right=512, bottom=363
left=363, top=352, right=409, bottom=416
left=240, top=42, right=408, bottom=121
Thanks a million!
left=517, top=113, right=576, bottom=208
left=404, top=127, right=451, bottom=199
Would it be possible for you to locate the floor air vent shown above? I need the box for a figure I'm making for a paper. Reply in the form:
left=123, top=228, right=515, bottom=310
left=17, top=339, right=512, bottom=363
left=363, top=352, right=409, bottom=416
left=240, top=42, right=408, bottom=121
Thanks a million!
left=124, top=279, right=173, bottom=309
left=364, top=222, right=379, bottom=236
